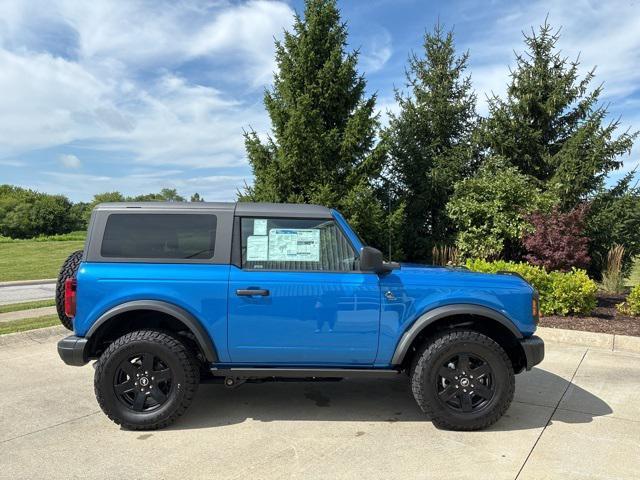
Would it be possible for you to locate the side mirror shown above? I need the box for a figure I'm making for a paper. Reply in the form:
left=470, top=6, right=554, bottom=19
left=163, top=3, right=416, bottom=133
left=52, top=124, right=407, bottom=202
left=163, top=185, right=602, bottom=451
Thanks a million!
left=359, top=246, right=400, bottom=274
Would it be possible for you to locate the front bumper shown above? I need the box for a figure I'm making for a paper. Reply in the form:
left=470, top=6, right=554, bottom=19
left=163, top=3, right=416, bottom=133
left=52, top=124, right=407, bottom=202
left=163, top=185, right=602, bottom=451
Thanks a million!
left=57, top=335, right=89, bottom=366
left=519, top=335, right=544, bottom=370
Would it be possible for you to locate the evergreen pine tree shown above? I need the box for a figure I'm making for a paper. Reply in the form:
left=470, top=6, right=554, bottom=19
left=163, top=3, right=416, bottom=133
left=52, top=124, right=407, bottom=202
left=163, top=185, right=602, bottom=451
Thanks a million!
left=242, top=0, right=396, bottom=251
left=481, top=20, right=637, bottom=208
left=385, top=24, right=478, bottom=261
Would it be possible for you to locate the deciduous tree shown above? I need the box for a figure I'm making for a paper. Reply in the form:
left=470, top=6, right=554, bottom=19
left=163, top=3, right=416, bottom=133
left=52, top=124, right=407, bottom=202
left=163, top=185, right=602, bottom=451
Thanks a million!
left=522, top=204, right=590, bottom=271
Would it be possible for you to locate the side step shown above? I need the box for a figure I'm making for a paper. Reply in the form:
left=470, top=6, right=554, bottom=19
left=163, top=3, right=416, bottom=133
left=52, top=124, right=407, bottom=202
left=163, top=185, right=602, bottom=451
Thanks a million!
left=209, top=367, right=401, bottom=379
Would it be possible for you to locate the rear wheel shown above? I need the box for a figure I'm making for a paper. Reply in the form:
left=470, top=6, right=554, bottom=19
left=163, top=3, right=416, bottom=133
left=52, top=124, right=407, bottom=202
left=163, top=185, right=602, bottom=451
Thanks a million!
left=410, top=330, right=515, bottom=431
left=94, top=330, right=199, bottom=430
left=55, top=250, right=83, bottom=330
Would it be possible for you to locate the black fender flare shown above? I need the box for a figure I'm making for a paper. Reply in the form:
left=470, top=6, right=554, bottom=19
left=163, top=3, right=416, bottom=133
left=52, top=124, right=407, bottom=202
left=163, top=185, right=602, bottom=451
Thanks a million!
left=390, top=304, right=523, bottom=366
left=86, top=300, right=218, bottom=362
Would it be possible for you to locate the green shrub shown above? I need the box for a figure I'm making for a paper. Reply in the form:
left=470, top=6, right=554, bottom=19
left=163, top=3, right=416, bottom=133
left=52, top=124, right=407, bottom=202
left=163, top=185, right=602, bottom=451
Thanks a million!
left=446, top=157, right=556, bottom=260
left=547, top=269, right=598, bottom=316
left=618, top=285, right=640, bottom=317
left=465, top=259, right=597, bottom=316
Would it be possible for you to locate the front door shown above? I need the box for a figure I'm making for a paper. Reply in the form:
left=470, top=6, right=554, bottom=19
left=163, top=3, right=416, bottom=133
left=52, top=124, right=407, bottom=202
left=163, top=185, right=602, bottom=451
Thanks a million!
left=228, top=216, right=380, bottom=365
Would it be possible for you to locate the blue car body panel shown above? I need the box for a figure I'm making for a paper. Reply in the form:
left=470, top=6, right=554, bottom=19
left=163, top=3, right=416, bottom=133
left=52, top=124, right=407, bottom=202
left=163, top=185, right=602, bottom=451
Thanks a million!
left=73, top=208, right=537, bottom=368
left=376, top=264, right=534, bottom=366
left=74, top=262, right=232, bottom=362
left=228, top=266, right=380, bottom=365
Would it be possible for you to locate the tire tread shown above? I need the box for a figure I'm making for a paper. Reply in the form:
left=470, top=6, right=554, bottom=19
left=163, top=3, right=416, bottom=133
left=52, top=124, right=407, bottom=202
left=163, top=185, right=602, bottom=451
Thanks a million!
left=94, top=329, right=199, bottom=430
left=55, top=250, right=83, bottom=330
left=410, top=330, right=515, bottom=431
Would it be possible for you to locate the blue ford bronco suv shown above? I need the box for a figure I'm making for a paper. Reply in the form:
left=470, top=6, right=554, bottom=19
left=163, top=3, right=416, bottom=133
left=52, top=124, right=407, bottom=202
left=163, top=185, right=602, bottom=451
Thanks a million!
left=57, top=202, right=543, bottom=431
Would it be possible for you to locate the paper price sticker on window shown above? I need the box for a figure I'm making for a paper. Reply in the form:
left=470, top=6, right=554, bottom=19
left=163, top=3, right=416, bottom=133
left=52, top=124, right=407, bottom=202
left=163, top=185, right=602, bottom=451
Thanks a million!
left=253, top=219, right=267, bottom=236
left=268, top=229, right=320, bottom=261
left=246, top=235, right=269, bottom=261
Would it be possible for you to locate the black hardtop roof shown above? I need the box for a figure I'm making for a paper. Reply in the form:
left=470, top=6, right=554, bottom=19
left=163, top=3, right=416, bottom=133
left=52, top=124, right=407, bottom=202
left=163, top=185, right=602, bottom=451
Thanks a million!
left=94, top=202, right=333, bottom=218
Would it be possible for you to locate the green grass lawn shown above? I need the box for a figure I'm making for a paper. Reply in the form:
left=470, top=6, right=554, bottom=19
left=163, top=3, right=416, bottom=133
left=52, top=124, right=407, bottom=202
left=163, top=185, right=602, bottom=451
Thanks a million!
left=0, top=240, right=85, bottom=282
left=0, top=299, right=56, bottom=314
left=626, top=257, right=640, bottom=287
left=0, top=315, right=59, bottom=335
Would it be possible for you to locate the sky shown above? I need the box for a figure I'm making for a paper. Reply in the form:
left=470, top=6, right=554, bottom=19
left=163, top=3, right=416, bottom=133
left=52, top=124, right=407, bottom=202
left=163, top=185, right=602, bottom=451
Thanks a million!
left=1, top=0, right=639, bottom=202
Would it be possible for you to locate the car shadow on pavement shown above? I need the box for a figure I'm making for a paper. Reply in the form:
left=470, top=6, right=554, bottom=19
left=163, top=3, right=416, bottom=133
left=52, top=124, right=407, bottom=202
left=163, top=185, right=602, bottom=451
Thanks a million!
left=168, top=368, right=611, bottom=432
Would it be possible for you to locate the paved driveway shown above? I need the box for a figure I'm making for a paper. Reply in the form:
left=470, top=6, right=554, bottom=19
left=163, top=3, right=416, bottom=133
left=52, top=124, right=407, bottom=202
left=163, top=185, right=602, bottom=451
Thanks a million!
left=0, top=282, right=55, bottom=305
left=0, top=330, right=638, bottom=480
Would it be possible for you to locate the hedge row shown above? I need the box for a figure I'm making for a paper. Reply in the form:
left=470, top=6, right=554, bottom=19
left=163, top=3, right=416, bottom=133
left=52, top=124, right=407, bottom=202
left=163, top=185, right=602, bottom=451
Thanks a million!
left=465, top=259, right=598, bottom=316
left=0, top=231, right=87, bottom=244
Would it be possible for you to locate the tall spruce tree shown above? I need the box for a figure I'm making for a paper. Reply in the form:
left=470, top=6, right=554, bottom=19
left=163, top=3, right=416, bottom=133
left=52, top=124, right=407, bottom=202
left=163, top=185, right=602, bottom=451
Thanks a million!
left=242, top=0, right=395, bottom=250
left=481, top=20, right=637, bottom=208
left=384, top=24, right=478, bottom=262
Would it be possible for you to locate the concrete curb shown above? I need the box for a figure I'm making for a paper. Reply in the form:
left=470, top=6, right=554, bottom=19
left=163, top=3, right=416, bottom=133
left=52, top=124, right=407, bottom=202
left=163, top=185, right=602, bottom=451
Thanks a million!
left=537, top=326, right=640, bottom=354
left=0, top=279, right=56, bottom=287
left=0, top=325, right=67, bottom=347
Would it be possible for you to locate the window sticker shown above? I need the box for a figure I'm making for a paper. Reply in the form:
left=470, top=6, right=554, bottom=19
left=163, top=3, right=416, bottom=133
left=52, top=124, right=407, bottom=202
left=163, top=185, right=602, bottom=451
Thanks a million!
left=268, top=228, right=320, bottom=261
left=246, top=235, right=269, bottom=261
left=253, top=219, right=268, bottom=236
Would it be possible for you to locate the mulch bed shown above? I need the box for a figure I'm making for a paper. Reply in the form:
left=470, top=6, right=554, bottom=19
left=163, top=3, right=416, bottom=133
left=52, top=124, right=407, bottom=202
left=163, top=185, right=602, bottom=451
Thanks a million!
left=540, top=292, right=640, bottom=337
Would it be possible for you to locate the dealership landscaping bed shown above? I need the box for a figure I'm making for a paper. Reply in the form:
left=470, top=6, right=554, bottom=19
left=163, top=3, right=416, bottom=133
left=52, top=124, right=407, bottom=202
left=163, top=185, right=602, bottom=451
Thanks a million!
left=540, top=292, right=640, bottom=337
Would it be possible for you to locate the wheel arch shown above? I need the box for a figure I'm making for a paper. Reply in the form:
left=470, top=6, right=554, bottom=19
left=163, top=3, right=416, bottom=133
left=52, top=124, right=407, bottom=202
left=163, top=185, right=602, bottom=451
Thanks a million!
left=391, top=304, right=526, bottom=373
left=85, top=300, right=218, bottom=362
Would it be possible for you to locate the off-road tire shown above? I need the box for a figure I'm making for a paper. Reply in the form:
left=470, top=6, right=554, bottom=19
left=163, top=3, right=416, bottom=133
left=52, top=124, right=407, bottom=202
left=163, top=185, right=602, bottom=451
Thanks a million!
left=94, top=330, right=199, bottom=430
left=55, top=249, right=83, bottom=330
left=410, top=330, right=515, bottom=431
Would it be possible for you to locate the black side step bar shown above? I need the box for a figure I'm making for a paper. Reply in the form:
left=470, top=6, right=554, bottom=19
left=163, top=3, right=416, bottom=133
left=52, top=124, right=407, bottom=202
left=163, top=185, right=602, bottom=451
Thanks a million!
left=210, top=367, right=401, bottom=379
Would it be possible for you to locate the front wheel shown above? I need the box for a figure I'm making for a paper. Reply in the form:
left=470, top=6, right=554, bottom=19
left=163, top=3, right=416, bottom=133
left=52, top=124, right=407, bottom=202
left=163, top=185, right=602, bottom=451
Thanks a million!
left=410, top=330, right=515, bottom=431
left=94, top=330, right=199, bottom=430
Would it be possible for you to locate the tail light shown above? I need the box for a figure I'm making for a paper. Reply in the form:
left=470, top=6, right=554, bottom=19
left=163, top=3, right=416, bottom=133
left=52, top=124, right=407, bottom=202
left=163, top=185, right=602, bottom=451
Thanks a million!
left=64, top=278, right=77, bottom=318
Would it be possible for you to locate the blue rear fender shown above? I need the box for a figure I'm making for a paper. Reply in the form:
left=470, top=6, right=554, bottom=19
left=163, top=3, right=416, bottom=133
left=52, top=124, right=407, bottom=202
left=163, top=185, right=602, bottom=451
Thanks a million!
left=74, top=262, right=231, bottom=362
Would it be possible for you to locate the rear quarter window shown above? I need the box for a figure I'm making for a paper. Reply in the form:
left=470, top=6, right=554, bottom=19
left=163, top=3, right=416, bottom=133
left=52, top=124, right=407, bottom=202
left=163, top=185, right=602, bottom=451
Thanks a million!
left=101, top=213, right=217, bottom=260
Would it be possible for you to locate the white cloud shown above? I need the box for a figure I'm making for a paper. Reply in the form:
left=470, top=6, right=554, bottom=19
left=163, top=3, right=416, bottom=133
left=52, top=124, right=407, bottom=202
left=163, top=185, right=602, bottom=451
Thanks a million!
left=58, top=154, right=81, bottom=168
left=190, top=0, right=295, bottom=85
left=0, top=0, right=294, bottom=172
left=360, top=29, right=392, bottom=73
left=0, top=49, right=105, bottom=154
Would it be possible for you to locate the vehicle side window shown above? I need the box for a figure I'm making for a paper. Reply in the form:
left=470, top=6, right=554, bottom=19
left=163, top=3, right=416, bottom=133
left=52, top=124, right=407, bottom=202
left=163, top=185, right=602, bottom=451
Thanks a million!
left=101, top=214, right=217, bottom=260
left=240, top=217, right=358, bottom=271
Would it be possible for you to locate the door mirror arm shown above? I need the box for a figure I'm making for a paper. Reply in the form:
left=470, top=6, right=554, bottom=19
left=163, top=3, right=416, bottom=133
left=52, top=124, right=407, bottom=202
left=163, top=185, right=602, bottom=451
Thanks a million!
left=359, top=246, right=400, bottom=275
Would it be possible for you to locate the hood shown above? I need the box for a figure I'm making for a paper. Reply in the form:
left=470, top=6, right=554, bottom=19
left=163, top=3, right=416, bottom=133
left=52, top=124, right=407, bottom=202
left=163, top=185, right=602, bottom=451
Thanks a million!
left=393, top=262, right=534, bottom=292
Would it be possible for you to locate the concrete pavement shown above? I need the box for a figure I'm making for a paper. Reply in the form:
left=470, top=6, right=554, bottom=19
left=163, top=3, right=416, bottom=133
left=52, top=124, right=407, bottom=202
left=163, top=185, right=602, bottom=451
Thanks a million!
left=0, top=332, right=638, bottom=479
left=0, top=282, right=55, bottom=306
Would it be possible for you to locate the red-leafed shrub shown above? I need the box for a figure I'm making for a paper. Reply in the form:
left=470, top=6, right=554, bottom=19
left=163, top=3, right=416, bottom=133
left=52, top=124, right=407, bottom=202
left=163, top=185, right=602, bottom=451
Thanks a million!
left=522, top=205, right=590, bottom=271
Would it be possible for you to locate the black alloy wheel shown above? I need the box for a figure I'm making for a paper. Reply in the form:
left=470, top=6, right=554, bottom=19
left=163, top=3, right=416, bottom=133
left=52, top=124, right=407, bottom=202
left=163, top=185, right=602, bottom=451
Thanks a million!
left=436, top=352, right=495, bottom=413
left=113, top=353, right=173, bottom=412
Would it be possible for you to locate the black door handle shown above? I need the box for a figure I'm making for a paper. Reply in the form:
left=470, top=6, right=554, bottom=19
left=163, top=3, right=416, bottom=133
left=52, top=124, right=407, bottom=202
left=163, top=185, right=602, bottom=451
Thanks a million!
left=236, top=289, right=270, bottom=297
